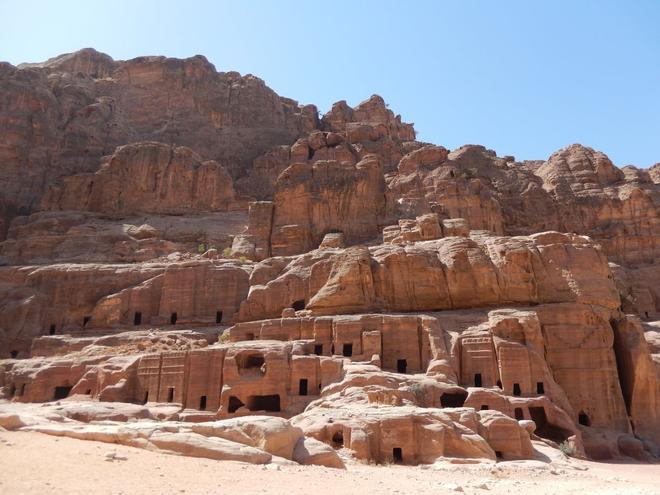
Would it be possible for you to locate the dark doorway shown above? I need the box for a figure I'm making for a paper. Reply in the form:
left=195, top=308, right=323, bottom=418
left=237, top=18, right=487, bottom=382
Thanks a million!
left=342, top=343, right=353, bottom=357
left=496, top=380, right=502, bottom=389
left=578, top=411, right=591, bottom=426
left=228, top=396, right=244, bottom=413
left=392, top=447, right=403, bottom=463
left=246, top=394, right=281, bottom=412
left=529, top=406, right=571, bottom=442
left=49, top=324, right=56, bottom=335
left=495, top=451, right=503, bottom=459
left=397, top=359, right=407, bottom=373
left=143, top=391, right=149, bottom=404
left=83, top=316, right=91, bottom=327
left=514, top=407, right=524, bottom=420
left=244, top=354, right=265, bottom=369
left=332, top=431, right=344, bottom=448
left=167, top=387, right=174, bottom=402
left=216, top=311, right=223, bottom=324
left=299, top=378, right=308, bottom=396
left=480, top=405, right=489, bottom=410
left=199, top=395, right=207, bottom=411
left=170, top=312, right=178, bottom=325
left=314, top=344, right=323, bottom=355
left=513, top=383, right=521, bottom=396
left=474, top=373, right=482, bottom=387
left=536, top=382, right=545, bottom=394
left=10, top=350, right=18, bottom=359
left=245, top=333, right=255, bottom=341
left=134, top=311, right=142, bottom=326
left=53, top=386, right=72, bottom=400
left=440, top=391, right=468, bottom=408
left=19, top=384, right=26, bottom=396
left=291, top=299, right=305, bottom=311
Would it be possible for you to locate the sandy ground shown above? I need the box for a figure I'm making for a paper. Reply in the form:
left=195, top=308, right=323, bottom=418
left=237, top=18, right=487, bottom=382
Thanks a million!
left=0, top=430, right=658, bottom=495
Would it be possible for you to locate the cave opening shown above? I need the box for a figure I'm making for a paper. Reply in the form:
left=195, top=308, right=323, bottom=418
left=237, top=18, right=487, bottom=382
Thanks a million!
left=314, top=344, right=323, bottom=355
left=299, top=378, right=308, bottom=396
left=199, top=395, right=207, bottom=411
left=10, top=350, right=18, bottom=359
left=342, top=343, right=353, bottom=357
left=480, top=405, right=489, bottom=410
left=228, top=396, right=244, bottom=413
left=240, top=354, right=265, bottom=370
left=170, top=312, right=178, bottom=325
left=246, top=394, right=281, bottom=412
left=440, top=391, right=467, bottom=408
left=513, top=383, right=521, bottom=396
left=332, top=431, right=344, bottom=448
left=514, top=407, right=524, bottom=420
left=167, top=387, right=174, bottom=402
left=216, top=311, right=223, bottom=324
left=134, top=311, right=142, bottom=326
left=529, top=406, right=572, bottom=442
left=536, top=382, right=545, bottom=394
left=83, top=315, right=91, bottom=327
left=474, top=373, right=482, bottom=387
left=291, top=299, right=306, bottom=311
left=392, top=447, right=403, bottom=463
left=578, top=411, right=591, bottom=426
left=397, top=359, right=407, bottom=374
left=53, top=386, right=72, bottom=400
left=49, top=324, right=56, bottom=335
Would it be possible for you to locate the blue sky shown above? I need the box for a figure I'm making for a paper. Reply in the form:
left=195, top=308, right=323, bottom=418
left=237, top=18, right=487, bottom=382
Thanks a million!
left=1, top=0, right=658, bottom=167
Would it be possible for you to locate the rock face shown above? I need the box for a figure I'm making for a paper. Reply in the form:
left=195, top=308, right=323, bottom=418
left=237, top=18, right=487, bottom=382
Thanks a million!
left=42, top=142, right=237, bottom=215
left=0, top=49, right=316, bottom=237
left=0, top=48, right=659, bottom=466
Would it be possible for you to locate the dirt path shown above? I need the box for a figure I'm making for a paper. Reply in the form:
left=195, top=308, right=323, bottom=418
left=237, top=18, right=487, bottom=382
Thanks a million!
left=0, top=430, right=658, bottom=495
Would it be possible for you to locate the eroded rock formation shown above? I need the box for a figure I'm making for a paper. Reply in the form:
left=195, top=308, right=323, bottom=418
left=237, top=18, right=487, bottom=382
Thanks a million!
left=0, top=49, right=658, bottom=467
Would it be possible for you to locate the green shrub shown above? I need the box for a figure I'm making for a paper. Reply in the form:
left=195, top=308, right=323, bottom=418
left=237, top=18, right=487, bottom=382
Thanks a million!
left=197, top=242, right=207, bottom=254
left=222, top=247, right=232, bottom=257
left=558, top=440, right=576, bottom=457
left=408, top=383, right=425, bottom=403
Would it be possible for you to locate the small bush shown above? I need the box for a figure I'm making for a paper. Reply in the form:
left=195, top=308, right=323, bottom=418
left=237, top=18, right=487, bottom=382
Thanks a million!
left=222, top=247, right=232, bottom=257
left=219, top=332, right=230, bottom=343
left=558, top=440, right=576, bottom=457
left=197, top=242, right=206, bottom=254
left=463, top=168, right=477, bottom=179
left=408, top=383, right=425, bottom=403
left=239, top=255, right=248, bottom=264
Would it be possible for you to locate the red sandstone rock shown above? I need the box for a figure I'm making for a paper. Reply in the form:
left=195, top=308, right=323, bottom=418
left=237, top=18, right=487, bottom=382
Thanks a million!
left=0, top=49, right=658, bottom=467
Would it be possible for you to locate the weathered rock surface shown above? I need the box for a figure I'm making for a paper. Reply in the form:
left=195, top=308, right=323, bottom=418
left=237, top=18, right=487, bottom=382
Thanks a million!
left=0, top=49, right=658, bottom=467
left=238, top=231, right=619, bottom=321
left=42, top=142, right=237, bottom=215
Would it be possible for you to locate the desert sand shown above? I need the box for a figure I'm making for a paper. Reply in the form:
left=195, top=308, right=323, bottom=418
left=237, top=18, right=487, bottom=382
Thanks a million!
left=1, top=429, right=657, bottom=495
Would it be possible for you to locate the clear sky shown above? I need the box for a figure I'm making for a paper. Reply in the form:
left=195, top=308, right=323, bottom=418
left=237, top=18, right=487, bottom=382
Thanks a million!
left=1, top=0, right=659, bottom=167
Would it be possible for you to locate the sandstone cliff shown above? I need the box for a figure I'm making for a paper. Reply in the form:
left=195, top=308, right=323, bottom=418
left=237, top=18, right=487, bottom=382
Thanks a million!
left=0, top=49, right=658, bottom=466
